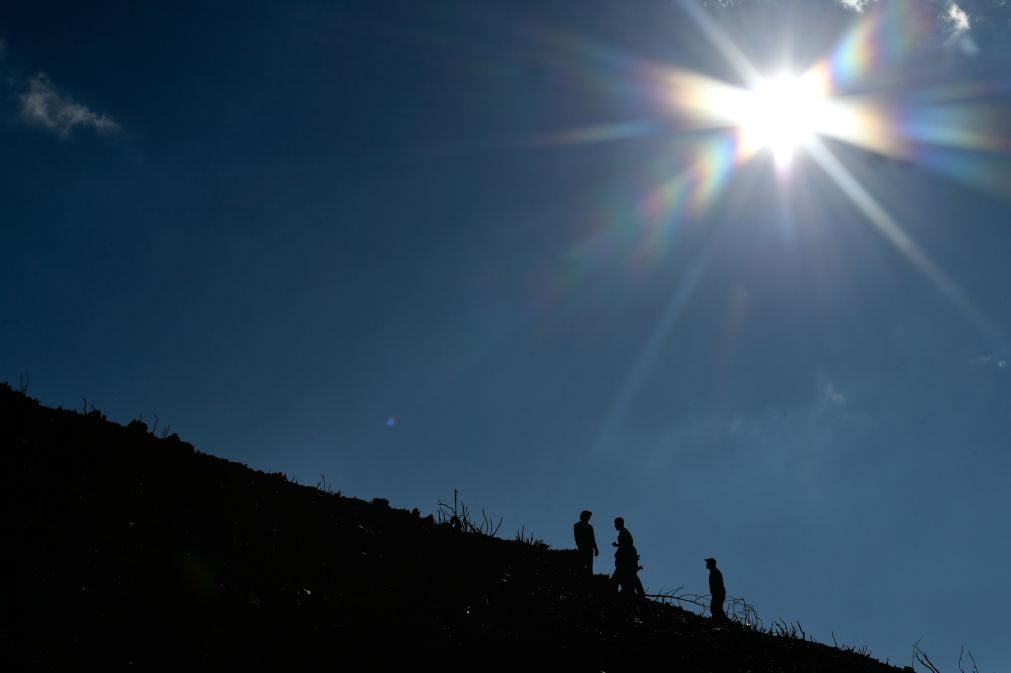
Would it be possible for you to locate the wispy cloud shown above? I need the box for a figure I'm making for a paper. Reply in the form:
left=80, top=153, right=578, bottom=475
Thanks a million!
left=823, top=383, right=847, bottom=406
left=969, top=356, right=1008, bottom=369
left=939, top=1, right=981, bottom=55
left=836, top=0, right=876, bottom=12
left=18, top=73, right=120, bottom=138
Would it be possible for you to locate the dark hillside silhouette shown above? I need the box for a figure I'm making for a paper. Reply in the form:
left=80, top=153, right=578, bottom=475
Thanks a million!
left=0, top=383, right=913, bottom=672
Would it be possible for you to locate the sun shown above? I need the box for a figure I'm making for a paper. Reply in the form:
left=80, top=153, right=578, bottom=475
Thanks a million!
left=737, top=72, right=830, bottom=166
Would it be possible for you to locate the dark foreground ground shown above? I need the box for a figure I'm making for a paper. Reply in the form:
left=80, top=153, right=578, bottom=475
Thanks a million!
left=1, top=383, right=913, bottom=671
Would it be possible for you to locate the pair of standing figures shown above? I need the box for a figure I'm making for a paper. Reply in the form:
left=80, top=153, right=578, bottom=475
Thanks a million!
left=574, top=510, right=728, bottom=622
left=573, top=510, right=643, bottom=598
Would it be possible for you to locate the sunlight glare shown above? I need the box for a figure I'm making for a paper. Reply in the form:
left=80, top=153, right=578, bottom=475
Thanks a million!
left=738, top=73, right=829, bottom=166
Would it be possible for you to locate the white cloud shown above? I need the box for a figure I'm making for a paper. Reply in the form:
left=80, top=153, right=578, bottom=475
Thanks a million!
left=19, top=72, right=120, bottom=138
left=942, top=2, right=980, bottom=55
left=836, top=0, right=876, bottom=12
left=946, top=3, right=971, bottom=34
left=823, top=383, right=847, bottom=406
left=969, top=356, right=1008, bottom=370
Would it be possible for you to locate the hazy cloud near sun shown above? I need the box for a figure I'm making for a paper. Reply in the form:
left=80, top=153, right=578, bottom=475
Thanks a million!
left=18, top=73, right=120, bottom=138
left=829, top=0, right=981, bottom=49
left=946, top=3, right=971, bottom=33
left=942, top=2, right=980, bottom=55
left=836, top=0, right=876, bottom=12
left=710, top=0, right=1007, bottom=57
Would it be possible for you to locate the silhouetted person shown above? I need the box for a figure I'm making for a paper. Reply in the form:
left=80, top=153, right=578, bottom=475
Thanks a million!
left=611, top=517, right=645, bottom=599
left=705, top=557, right=727, bottom=623
left=573, top=510, right=599, bottom=576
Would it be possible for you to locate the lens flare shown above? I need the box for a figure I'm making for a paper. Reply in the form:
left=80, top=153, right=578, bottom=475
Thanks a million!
left=576, top=0, right=1011, bottom=440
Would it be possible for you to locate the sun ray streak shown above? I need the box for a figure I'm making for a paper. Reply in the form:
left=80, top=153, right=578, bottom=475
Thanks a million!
left=518, top=119, right=665, bottom=148
left=655, top=68, right=754, bottom=131
left=807, top=138, right=1007, bottom=353
left=675, top=0, right=764, bottom=87
left=595, top=240, right=715, bottom=456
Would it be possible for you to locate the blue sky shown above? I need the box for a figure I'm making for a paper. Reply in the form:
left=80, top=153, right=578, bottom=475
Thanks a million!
left=2, top=1, right=1010, bottom=669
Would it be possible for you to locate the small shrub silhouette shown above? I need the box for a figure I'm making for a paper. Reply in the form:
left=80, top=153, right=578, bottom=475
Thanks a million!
left=652, top=586, right=762, bottom=629
left=514, top=526, right=549, bottom=550
left=436, top=488, right=502, bottom=536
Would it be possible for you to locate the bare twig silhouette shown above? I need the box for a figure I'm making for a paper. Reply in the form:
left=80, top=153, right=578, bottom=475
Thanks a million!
left=436, top=489, right=503, bottom=537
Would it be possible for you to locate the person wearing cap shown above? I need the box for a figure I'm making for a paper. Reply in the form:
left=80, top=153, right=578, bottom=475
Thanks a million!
left=573, top=510, right=599, bottom=576
left=705, top=557, right=727, bottom=623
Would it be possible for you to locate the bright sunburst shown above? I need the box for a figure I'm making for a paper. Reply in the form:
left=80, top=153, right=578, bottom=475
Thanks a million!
left=737, top=73, right=830, bottom=166
left=528, top=0, right=1011, bottom=453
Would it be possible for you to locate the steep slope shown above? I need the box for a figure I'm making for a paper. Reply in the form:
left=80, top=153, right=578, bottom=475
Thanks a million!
left=1, top=383, right=911, bottom=671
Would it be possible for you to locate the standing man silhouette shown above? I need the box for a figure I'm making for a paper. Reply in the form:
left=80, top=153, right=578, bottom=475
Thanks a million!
left=612, top=517, right=645, bottom=598
left=705, top=557, right=727, bottom=623
left=573, top=510, right=599, bottom=576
